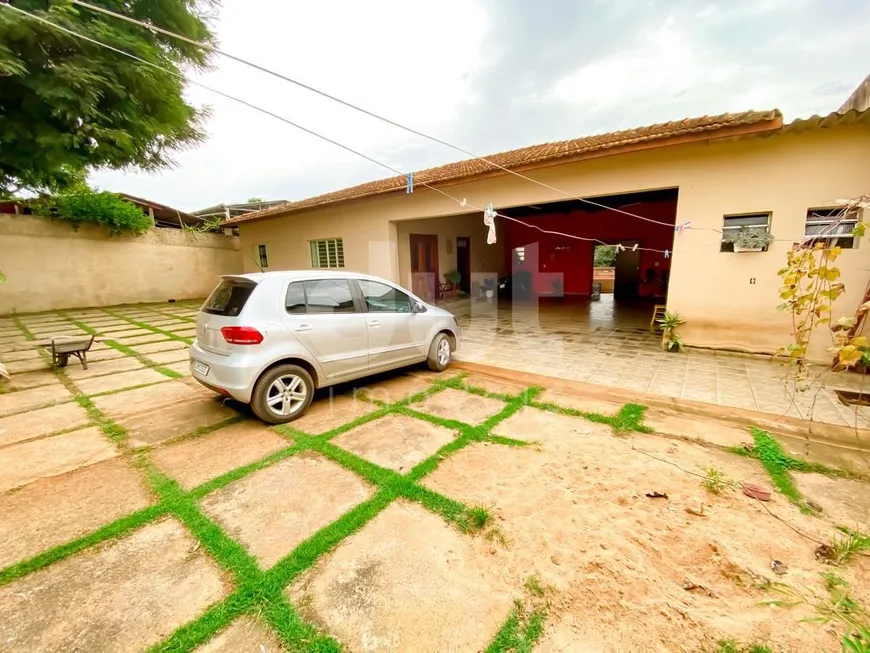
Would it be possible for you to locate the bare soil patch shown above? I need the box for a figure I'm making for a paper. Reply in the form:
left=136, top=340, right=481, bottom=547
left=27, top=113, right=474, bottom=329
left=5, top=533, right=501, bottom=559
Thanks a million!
left=0, top=457, right=153, bottom=567
left=151, top=420, right=288, bottom=489
left=196, top=616, right=282, bottom=652
left=410, top=387, right=506, bottom=424
left=0, top=401, right=90, bottom=447
left=0, top=426, right=118, bottom=492
left=290, top=500, right=515, bottom=652
left=421, top=406, right=866, bottom=652
left=332, top=413, right=458, bottom=472
left=200, top=452, right=373, bottom=568
left=0, top=518, right=227, bottom=652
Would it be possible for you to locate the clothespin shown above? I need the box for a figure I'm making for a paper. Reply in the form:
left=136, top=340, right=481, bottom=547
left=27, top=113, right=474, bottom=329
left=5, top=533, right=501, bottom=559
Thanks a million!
left=674, top=220, right=692, bottom=235
left=483, top=203, right=497, bottom=244
left=406, top=173, right=414, bottom=194
left=615, top=243, right=626, bottom=252
left=460, top=197, right=467, bottom=207
left=631, top=243, right=638, bottom=251
left=664, top=249, right=670, bottom=259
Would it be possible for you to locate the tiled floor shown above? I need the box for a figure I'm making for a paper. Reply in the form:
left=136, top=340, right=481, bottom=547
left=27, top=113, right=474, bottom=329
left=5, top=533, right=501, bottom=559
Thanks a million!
left=445, top=294, right=870, bottom=428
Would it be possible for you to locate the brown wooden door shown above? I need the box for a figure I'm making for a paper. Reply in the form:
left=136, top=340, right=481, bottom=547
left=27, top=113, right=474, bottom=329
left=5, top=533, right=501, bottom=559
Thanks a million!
left=410, top=234, right=438, bottom=300
left=456, top=237, right=471, bottom=293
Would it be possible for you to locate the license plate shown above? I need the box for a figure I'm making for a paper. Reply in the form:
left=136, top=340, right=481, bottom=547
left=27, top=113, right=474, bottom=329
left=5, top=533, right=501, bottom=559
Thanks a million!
left=193, top=361, right=210, bottom=376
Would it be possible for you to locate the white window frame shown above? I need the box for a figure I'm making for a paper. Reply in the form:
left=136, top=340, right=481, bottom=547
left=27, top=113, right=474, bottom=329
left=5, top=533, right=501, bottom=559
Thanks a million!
left=804, top=207, right=860, bottom=249
left=309, top=238, right=345, bottom=269
left=720, top=212, right=772, bottom=252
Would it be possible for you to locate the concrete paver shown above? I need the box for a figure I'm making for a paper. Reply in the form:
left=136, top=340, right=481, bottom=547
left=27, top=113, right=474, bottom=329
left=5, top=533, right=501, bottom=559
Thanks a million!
left=0, top=401, right=90, bottom=447
left=410, top=387, right=506, bottom=424
left=0, top=426, right=118, bottom=492
left=201, top=452, right=373, bottom=567
left=0, top=382, right=72, bottom=417
left=75, top=367, right=168, bottom=396
left=0, top=519, right=227, bottom=653
left=196, top=616, right=282, bottom=653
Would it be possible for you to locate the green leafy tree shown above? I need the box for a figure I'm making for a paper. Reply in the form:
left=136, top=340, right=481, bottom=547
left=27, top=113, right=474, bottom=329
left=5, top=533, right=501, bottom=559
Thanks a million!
left=247, top=196, right=265, bottom=203
left=32, top=188, right=154, bottom=235
left=594, top=245, right=617, bottom=267
left=0, top=0, right=217, bottom=195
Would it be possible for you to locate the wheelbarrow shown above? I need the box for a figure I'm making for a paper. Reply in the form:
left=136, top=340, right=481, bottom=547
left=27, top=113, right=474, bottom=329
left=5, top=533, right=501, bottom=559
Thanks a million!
left=37, top=335, right=96, bottom=370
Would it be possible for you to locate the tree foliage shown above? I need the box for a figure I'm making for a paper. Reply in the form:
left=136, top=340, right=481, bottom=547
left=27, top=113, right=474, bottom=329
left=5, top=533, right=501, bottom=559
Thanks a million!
left=0, top=0, right=218, bottom=195
left=31, top=188, right=154, bottom=235
left=593, top=245, right=617, bottom=267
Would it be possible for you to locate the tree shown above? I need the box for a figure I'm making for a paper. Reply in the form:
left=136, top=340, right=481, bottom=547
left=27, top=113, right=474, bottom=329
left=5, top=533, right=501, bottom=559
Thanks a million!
left=594, top=245, right=617, bottom=267
left=0, top=0, right=218, bottom=196
left=247, top=196, right=265, bottom=203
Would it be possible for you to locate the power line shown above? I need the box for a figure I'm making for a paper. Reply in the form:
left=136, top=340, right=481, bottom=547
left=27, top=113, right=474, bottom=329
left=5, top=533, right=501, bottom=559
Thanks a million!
left=0, top=3, right=698, bottom=259
left=69, top=0, right=702, bottom=232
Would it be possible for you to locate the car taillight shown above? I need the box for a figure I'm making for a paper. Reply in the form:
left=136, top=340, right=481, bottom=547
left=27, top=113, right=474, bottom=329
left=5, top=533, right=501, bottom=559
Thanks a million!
left=220, top=326, right=264, bottom=345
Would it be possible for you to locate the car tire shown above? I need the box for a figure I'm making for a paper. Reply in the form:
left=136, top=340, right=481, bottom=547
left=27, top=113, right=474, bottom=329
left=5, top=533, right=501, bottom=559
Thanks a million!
left=251, top=363, right=315, bottom=424
left=426, top=332, right=452, bottom=372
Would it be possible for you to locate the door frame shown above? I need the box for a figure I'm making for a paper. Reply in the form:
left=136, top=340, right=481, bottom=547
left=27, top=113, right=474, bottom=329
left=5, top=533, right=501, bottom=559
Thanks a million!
left=456, top=236, right=471, bottom=293
left=409, top=233, right=439, bottom=301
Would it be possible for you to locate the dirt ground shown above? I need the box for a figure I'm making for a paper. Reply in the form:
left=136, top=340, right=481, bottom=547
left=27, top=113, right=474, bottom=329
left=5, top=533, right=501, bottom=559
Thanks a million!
left=0, top=301, right=869, bottom=652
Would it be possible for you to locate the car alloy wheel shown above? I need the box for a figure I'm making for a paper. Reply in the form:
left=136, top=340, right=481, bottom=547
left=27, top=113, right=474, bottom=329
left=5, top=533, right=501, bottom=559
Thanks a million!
left=265, top=374, right=308, bottom=417
left=437, top=338, right=451, bottom=366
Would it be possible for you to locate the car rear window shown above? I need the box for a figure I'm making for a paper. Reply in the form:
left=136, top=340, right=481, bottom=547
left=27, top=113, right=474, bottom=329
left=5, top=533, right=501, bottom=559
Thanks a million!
left=203, top=279, right=257, bottom=316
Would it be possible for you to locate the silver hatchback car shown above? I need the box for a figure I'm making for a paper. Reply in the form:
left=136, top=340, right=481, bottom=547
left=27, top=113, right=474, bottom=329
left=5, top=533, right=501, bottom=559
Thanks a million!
left=189, top=270, right=460, bottom=424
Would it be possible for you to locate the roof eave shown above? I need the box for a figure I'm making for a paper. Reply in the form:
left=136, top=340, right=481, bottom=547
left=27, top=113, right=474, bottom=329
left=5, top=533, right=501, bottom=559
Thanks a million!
left=229, top=114, right=784, bottom=227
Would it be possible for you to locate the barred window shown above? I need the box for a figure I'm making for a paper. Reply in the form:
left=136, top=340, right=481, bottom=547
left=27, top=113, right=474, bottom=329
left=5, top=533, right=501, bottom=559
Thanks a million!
left=720, top=213, right=771, bottom=252
left=804, top=208, right=858, bottom=249
left=309, top=238, right=345, bottom=268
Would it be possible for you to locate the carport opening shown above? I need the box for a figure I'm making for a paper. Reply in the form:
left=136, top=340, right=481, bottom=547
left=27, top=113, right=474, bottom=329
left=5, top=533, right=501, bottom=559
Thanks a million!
left=500, top=188, right=678, bottom=309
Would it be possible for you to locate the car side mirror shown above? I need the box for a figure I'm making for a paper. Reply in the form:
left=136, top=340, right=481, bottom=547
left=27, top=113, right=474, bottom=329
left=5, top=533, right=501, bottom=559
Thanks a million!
left=413, top=301, right=427, bottom=314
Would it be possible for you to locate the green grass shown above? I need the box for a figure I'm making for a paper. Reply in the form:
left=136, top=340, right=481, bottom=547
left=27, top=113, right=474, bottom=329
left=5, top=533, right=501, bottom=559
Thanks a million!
left=102, top=309, right=194, bottom=345
left=747, top=428, right=813, bottom=512
left=705, top=639, right=773, bottom=653
left=486, top=599, right=547, bottom=653
left=826, top=527, right=870, bottom=565
left=59, top=313, right=182, bottom=379
left=0, top=344, right=663, bottom=651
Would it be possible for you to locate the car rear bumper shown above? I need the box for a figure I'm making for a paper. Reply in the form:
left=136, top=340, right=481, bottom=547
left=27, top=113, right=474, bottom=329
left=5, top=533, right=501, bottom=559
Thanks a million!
left=189, top=340, right=260, bottom=404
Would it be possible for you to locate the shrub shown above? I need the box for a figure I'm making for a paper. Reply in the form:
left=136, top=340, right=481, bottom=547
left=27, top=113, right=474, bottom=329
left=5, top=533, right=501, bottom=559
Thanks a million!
left=33, top=190, right=153, bottom=236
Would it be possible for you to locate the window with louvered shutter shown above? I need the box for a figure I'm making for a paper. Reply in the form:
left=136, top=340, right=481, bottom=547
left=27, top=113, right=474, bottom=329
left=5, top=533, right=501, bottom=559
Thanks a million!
left=309, top=238, right=345, bottom=268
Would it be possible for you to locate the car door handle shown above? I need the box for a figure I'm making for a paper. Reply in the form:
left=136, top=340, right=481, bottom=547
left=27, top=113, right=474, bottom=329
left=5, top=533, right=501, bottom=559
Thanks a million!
left=293, top=324, right=312, bottom=333
left=368, top=320, right=381, bottom=327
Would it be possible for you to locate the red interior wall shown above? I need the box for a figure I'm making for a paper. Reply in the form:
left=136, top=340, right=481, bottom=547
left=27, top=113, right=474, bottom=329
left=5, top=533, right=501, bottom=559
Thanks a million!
left=503, top=199, right=677, bottom=295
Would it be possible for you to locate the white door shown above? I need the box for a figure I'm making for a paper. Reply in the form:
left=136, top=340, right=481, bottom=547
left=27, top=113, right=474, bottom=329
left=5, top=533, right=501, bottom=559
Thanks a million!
left=282, top=279, right=369, bottom=380
left=355, top=279, right=428, bottom=369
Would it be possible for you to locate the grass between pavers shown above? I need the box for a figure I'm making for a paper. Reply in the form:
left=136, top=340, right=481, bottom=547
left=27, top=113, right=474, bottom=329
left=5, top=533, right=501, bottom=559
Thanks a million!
left=102, top=308, right=195, bottom=345
left=59, top=312, right=183, bottom=379
left=0, top=365, right=656, bottom=652
left=729, top=428, right=857, bottom=513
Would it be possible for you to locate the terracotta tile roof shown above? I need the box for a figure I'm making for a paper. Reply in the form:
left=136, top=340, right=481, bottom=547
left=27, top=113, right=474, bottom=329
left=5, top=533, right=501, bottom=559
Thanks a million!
left=227, top=109, right=781, bottom=224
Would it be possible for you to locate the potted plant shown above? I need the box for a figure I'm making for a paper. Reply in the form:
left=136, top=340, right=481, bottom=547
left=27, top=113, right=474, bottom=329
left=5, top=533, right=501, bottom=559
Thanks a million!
left=657, top=310, right=686, bottom=352
left=723, top=226, right=774, bottom=253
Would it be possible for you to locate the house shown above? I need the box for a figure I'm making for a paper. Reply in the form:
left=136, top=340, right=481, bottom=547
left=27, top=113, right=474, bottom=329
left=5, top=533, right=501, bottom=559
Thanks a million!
left=225, top=83, right=870, bottom=361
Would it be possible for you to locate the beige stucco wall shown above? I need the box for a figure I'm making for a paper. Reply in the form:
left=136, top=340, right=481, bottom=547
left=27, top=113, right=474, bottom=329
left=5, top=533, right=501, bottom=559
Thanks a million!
left=395, top=215, right=506, bottom=294
left=0, top=214, right=243, bottom=314
left=238, top=124, right=870, bottom=360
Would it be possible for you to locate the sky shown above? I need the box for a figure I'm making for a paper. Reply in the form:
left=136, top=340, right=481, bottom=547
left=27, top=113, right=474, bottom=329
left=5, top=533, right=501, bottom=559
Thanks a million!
left=90, top=0, right=870, bottom=212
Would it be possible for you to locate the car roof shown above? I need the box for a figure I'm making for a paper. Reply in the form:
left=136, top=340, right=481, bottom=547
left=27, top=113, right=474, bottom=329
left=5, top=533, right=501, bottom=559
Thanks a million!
left=224, top=270, right=392, bottom=284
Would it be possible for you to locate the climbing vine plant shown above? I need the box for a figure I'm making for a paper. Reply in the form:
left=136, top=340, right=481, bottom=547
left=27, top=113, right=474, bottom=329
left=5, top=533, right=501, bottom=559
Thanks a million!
left=776, top=197, right=869, bottom=383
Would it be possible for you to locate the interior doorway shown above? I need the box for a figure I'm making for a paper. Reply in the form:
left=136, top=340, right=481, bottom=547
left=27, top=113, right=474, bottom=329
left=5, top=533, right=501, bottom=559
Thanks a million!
left=410, top=234, right=438, bottom=300
left=456, top=237, right=471, bottom=293
left=613, top=240, right=640, bottom=300
left=592, top=244, right=616, bottom=297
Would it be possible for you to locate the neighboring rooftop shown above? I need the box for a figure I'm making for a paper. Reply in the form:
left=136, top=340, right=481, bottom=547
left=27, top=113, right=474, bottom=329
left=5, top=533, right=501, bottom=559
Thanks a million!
left=225, top=109, right=783, bottom=225
left=193, top=200, right=288, bottom=221
left=840, top=73, right=870, bottom=114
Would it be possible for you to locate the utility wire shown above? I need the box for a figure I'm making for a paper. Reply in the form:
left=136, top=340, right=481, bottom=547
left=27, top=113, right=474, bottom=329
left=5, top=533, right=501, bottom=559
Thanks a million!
left=69, top=0, right=706, bottom=232
left=3, top=3, right=684, bottom=257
